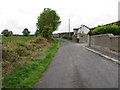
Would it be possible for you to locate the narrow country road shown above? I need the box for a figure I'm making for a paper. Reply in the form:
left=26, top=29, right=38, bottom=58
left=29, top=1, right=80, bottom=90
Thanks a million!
left=35, top=39, right=119, bottom=88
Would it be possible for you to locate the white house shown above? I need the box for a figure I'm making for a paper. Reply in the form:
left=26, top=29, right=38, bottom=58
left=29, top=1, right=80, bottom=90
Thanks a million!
left=77, top=25, right=90, bottom=43
left=73, top=25, right=90, bottom=43
left=77, top=25, right=90, bottom=35
left=73, top=28, right=79, bottom=42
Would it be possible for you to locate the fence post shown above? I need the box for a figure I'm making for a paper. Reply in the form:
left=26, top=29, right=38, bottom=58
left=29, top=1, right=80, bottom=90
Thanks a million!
left=88, top=35, right=91, bottom=47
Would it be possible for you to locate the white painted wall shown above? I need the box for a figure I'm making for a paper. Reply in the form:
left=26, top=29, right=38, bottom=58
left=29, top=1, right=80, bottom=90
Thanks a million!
left=78, top=25, right=90, bottom=34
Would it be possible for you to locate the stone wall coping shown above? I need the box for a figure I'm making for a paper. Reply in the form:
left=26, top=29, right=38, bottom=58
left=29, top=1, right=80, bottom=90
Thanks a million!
left=91, top=34, right=120, bottom=38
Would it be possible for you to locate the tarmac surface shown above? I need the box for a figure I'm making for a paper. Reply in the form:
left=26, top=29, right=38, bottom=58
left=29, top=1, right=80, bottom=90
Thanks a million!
left=35, top=39, right=119, bottom=88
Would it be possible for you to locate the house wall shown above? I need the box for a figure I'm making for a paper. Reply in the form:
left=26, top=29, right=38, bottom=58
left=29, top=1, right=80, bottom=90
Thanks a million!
left=73, top=25, right=90, bottom=43
left=72, top=35, right=77, bottom=42
left=90, top=34, right=120, bottom=53
left=79, top=34, right=88, bottom=43
left=78, top=26, right=90, bottom=34
left=77, top=25, right=90, bottom=43
left=74, top=30, right=78, bottom=35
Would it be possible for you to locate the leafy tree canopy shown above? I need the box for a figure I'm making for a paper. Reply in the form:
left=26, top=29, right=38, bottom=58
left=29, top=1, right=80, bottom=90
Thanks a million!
left=36, top=8, right=61, bottom=38
left=9, top=31, right=13, bottom=36
left=22, top=28, right=30, bottom=36
left=35, top=29, right=41, bottom=37
left=1, top=29, right=13, bottom=37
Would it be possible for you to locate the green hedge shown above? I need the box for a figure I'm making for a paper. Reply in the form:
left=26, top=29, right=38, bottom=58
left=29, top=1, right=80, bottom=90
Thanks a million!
left=92, top=25, right=120, bottom=35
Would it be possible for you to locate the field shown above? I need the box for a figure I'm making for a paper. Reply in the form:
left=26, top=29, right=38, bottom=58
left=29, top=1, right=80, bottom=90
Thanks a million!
left=2, top=37, right=36, bottom=42
left=2, top=36, right=59, bottom=88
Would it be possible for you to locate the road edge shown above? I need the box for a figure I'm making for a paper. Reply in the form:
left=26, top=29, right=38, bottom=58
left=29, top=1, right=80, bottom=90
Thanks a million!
left=84, top=46, right=120, bottom=64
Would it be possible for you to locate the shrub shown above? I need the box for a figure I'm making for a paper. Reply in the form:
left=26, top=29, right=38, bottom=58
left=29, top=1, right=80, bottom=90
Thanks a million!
left=35, top=29, right=41, bottom=36
left=92, top=25, right=120, bottom=35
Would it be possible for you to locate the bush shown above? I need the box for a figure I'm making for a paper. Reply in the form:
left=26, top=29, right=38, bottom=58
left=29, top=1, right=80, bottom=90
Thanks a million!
left=92, top=25, right=120, bottom=35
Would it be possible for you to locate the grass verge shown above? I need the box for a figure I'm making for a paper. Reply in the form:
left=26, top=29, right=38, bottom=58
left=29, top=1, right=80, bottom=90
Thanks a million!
left=63, top=38, right=74, bottom=42
left=2, top=39, right=60, bottom=88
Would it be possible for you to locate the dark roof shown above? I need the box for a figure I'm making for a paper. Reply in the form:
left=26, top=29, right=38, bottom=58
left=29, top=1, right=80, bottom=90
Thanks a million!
left=81, top=25, right=91, bottom=29
left=73, top=25, right=90, bottom=31
left=73, top=28, right=79, bottom=31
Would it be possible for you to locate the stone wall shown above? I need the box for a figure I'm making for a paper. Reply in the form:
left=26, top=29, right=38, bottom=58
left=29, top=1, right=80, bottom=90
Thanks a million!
left=90, top=34, right=120, bottom=53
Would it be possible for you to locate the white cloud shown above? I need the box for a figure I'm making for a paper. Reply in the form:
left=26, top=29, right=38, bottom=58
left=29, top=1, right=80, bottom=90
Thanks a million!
left=0, top=0, right=119, bottom=34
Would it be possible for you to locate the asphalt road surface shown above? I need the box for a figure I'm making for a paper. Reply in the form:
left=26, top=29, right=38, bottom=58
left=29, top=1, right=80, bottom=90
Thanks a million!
left=35, top=39, right=119, bottom=88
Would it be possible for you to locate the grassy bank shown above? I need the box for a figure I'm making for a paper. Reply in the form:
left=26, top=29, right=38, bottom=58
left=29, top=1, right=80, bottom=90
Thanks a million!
left=2, top=37, right=60, bottom=88
left=2, top=36, right=48, bottom=77
left=2, top=36, right=36, bottom=42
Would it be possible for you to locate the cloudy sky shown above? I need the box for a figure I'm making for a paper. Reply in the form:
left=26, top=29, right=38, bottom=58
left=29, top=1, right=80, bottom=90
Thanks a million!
left=0, top=0, right=119, bottom=34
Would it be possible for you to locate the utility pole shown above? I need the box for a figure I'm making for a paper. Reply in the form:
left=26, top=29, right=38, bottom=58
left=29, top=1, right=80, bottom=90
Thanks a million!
left=69, top=19, right=70, bottom=37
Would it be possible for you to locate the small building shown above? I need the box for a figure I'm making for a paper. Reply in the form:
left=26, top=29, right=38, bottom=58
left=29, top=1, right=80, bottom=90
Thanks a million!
left=72, top=28, right=79, bottom=43
left=72, top=25, right=90, bottom=43
left=78, top=25, right=90, bottom=43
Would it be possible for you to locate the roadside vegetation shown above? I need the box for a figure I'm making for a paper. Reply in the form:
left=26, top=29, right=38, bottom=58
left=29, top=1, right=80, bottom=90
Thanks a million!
left=92, top=25, right=120, bottom=35
left=2, top=8, right=61, bottom=88
left=2, top=37, right=59, bottom=88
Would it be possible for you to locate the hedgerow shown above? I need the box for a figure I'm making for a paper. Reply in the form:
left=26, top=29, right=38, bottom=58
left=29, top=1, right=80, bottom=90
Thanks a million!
left=92, top=25, right=120, bottom=35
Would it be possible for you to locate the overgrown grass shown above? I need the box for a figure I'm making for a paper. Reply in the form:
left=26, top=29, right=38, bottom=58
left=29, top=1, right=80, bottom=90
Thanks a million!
left=2, top=36, right=49, bottom=76
left=2, top=36, right=36, bottom=43
left=2, top=39, right=60, bottom=88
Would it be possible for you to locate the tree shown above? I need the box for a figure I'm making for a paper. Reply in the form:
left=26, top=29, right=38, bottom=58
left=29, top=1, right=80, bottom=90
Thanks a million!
left=22, top=28, right=30, bottom=36
left=41, top=24, right=53, bottom=39
left=36, top=8, right=61, bottom=38
left=1, top=29, right=13, bottom=37
left=9, top=31, right=13, bottom=36
left=35, top=29, right=41, bottom=36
